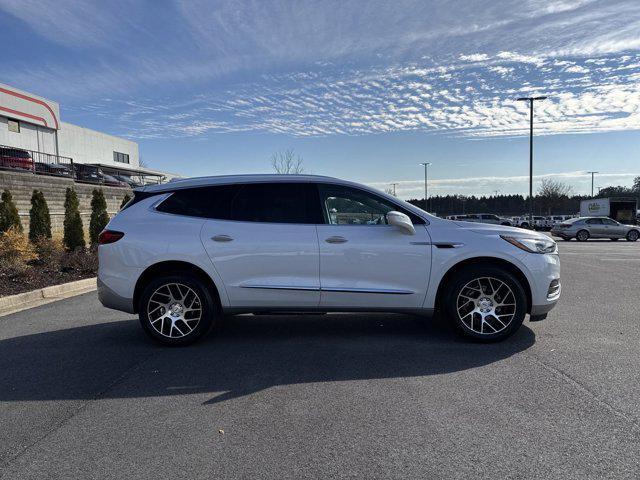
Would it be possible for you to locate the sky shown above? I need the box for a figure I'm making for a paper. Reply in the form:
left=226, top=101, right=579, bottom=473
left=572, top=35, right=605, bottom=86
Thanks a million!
left=1, top=0, right=639, bottom=198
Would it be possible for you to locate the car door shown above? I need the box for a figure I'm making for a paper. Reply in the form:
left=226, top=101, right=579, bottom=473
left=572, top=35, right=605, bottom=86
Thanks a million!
left=200, top=182, right=323, bottom=309
left=585, top=218, right=604, bottom=237
left=316, top=183, right=432, bottom=310
left=602, top=218, right=625, bottom=238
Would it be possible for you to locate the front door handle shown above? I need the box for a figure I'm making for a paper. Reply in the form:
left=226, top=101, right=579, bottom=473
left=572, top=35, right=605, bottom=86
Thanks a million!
left=325, top=236, right=348, bottom=244
left=212, top=234, right=233, bottom=242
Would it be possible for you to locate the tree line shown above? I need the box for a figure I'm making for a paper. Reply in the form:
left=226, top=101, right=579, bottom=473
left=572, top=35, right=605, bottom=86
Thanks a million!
left=406, top=177, right=640, bottom=216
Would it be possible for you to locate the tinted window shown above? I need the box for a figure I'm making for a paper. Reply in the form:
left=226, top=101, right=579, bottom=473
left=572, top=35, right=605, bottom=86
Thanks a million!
left=317, top=184, right=424, bottom=225
left=231, top=183, right=322, bottom=223
left=157, top=185, right=239, bottom=218
left=586, top=218, right=603, bottom=225
left=602, top=218, right=618, bottom=225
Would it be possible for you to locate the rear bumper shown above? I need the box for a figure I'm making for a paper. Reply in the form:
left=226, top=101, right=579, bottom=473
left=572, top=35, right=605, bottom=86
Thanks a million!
left=97, top=277, right=135, bottom=314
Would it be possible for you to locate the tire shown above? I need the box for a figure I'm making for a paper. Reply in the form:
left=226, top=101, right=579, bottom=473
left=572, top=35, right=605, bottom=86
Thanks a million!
left=576, top=229, right=590, bottom=242
left=520, top=222, right=529, bottom=229
left=610, top=238, right=619, bottom=241
left=138, top=274, right=217, bottom=346
left=627, top=230, right=639, bottom=242
left=444, top=266, right=527, bottom=342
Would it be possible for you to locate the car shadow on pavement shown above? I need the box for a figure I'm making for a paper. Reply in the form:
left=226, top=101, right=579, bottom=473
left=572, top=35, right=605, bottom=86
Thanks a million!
left=0, top=313, right=535, bottom=405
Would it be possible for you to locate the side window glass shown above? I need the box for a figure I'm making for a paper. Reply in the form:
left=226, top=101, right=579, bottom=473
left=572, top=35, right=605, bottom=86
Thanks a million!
left=602, top=218, right=617, bottom=225
left=317, top=184, right=422, bottom=225
left=231, top=183, right=321, bottom=224
left=586, top=218, right=602, bottom=225
left=156, top=185, right=237, bottom=219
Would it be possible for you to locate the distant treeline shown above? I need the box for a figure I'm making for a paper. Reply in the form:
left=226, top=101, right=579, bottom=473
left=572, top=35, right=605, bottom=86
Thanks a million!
left=407, top=191, right=639, bottom=217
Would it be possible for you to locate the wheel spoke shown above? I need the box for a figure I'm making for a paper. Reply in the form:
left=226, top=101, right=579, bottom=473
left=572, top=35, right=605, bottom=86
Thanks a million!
left=147, top=283, right=202, bottom=339
left=456, top=276, right=517, bottom=336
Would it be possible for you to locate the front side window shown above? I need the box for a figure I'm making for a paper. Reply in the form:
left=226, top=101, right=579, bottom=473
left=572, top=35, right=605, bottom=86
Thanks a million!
left=602, top=218, right=618, bottom=225
left=586, top=218, right=603, bottom=225
left=317, top=184, right=423, bottom=225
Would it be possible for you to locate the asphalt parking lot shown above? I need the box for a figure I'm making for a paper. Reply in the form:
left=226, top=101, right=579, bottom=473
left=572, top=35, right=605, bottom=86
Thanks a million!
left=1, top=239, right=639, bottom=479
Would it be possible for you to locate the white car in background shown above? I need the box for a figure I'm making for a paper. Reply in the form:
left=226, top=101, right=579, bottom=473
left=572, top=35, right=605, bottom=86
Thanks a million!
left=464, top=213, right=513, bottom=226
left=98, top=175, right=561, bottom=345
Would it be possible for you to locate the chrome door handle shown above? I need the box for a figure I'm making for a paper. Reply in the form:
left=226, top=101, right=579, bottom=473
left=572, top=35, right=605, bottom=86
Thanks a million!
left=212, top=235, right=233, bottom=242
left=325, top=236, right=347, bottom=244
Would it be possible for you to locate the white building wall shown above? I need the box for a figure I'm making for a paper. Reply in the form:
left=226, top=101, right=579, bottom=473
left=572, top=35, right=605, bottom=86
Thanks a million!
left=57, top=121, right=139, bottom=168
left=0, top=115, right=57, bottom=153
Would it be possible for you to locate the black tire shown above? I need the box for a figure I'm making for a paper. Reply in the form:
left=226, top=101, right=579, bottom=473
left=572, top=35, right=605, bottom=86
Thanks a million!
left=576, top=229, right=590, bottom=242
left=610, top=238, right=619, bottom=241
left=138, top=274, right=217, bottom=346
left=627, top=230, right=639, bottom=242
left=520, top=222, right=530, bottom=229
left=444, top=266, right=527, bottom=342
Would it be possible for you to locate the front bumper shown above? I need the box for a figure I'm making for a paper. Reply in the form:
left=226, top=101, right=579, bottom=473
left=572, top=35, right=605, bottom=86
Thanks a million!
left=526, top=253, right=561, bottom=318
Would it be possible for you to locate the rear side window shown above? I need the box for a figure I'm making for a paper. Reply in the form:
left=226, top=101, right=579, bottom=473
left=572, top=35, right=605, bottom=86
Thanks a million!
left=231, top=183, right=322, bottom=223
left=156, top=185, right=239, bottom=218
left=585, top=218, right=603, bottom=225
left=156, top=183, right=323, bottom=224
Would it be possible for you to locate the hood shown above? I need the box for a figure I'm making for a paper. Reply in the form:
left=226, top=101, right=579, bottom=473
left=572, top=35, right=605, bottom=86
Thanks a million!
left=452, top=220, right=550, bottom=239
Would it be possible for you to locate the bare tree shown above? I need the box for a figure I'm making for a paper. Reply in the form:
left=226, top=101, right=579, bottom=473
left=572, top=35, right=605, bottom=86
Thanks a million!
left=270, top=149, right=304, bottom=174
left=537, top=178, right=573, bottom=198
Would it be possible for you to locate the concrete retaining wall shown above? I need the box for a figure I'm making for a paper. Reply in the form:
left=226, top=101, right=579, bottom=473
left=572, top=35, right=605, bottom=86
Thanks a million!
left=0, top=169, right=132, bottom=236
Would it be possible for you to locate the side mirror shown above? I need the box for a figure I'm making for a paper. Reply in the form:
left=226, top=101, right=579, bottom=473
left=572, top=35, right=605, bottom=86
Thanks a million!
left=387, top=211, right=416, bottom=235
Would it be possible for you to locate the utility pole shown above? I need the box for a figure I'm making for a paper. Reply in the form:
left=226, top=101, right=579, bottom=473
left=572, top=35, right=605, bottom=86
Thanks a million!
left=517, top=96, right=547, bottom=224
left=587, top=171, right=598, bottom=197
left=419, top=162, right=431, bottom=212
left=390, top=182, right=398, bottom=196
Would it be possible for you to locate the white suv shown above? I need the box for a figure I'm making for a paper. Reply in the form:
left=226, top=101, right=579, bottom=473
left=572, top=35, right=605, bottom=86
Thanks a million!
left=98, top=175, right=561, bottom=345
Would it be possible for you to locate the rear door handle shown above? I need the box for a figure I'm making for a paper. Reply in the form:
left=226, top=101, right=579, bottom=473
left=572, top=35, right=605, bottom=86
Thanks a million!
left=212, top=235, right=233, bottom=242
left=325, top=236, right=348, bottom=244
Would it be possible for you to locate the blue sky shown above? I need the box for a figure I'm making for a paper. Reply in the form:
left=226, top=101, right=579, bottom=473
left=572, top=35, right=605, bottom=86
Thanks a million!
left=1, top=0, right=639, bottom=198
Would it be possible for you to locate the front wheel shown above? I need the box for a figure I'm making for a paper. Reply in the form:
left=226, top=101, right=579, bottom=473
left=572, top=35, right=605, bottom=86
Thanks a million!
left=444, top=267, right=527, bottom=342
left=139, top=274, right=217, bottom=346
left=627, top=230, right=639, bottom=242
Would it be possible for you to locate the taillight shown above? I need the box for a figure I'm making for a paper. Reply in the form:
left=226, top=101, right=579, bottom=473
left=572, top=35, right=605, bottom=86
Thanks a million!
left=559, top=223, right=570, bottom=229
left=98, top=230, right=124, bottom=245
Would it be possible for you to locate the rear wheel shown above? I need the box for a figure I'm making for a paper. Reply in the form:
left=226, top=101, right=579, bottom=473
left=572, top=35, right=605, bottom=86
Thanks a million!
left=627, top=230, right=639, bottom=242
left=576, top=229, right=590, bottom=242
left=139, top=274, right=217, bottom=346
left=444, top=266, right=527, bottom=342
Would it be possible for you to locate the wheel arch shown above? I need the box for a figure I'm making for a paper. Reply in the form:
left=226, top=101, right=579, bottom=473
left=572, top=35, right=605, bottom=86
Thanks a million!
left=133, top=260, right=222, bottom=314
left=434, top=257, right=532, bottom=314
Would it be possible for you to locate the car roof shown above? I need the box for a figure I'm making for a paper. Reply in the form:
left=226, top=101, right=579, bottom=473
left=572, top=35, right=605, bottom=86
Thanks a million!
left=138, top=174, right=361, bottom=193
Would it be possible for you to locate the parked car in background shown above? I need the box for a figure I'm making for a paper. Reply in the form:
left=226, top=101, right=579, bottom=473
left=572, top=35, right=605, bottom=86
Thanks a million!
left=35, top=161, right=72, bottom=177
left=74, top=164, right=102, bottom=184
left=98, top=174, right=561, bottom=346
left=465, top=213, right=512, bottom=226
left=112, top=174, right=143, bottom=188
left=0, top=147, right=34, bottom=172
left=511, top=217, right=531, bottom=229
left=103, top=174, right=129, bottom=188
left=551, top=216, right=639, bottom=242
left=445, top=214, right=468, bottom=221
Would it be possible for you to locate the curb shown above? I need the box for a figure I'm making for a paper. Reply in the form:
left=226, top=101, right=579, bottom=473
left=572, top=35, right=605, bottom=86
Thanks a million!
left=0, top=277, right=97, bottom=317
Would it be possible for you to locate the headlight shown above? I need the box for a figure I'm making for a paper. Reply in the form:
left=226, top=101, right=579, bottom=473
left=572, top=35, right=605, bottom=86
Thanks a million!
left=501, top=235, right=557, bottom=254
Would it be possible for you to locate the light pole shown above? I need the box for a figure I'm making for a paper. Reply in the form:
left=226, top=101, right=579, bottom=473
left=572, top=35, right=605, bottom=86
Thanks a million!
left=419, top=162, right=431, bottom=212
left=390, top=182, right=398, bottom=196
left=517, top=96, right=547, bottom=223
left=587, top=171, right=598, bottom=197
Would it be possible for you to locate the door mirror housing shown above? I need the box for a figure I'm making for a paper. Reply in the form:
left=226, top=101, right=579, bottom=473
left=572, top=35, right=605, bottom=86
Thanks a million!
left=387, top=211, right=416, bottom=235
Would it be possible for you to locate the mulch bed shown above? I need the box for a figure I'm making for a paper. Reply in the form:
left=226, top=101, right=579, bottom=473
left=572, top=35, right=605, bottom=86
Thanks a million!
left=0, top=268, right=95, bottom=297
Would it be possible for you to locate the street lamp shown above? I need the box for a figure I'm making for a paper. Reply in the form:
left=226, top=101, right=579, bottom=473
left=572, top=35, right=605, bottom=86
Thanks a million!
left=390, top=182, right=398, bottom=196
left=587, top=171, right=599, bottom=197
left=517, top=96, right=547, bottom=223
left=419, top=162, right=432, bottom=212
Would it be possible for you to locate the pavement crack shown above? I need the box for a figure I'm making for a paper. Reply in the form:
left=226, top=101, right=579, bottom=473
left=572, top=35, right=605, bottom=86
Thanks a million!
left=523, top=351, right=639, bottom=431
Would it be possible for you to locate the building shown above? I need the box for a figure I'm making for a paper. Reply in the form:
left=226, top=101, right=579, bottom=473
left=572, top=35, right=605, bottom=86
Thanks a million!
left=0, top=81, right=168, bottom=182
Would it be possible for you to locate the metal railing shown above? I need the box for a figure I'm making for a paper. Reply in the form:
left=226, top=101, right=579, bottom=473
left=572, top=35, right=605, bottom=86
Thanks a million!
left=0, top=145, right=164, bottom=188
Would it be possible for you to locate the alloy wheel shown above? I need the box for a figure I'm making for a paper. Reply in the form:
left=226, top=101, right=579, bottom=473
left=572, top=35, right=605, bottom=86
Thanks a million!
left=456, top=277, right=517, bottom=335
left=147, top=283, right=202, bottom=338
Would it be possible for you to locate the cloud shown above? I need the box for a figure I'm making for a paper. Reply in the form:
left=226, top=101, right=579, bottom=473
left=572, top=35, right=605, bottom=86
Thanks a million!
left=367, top=171, right=639, bottom=198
